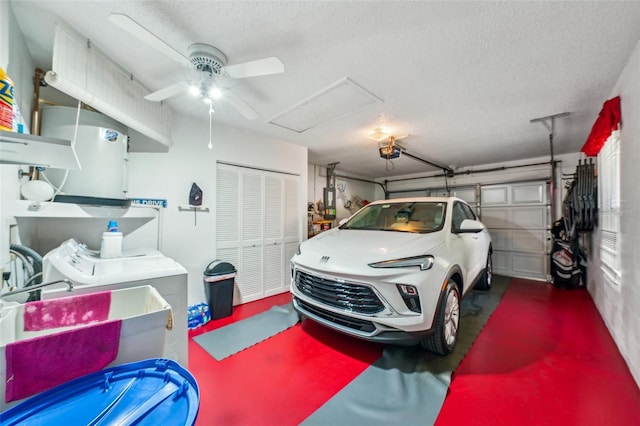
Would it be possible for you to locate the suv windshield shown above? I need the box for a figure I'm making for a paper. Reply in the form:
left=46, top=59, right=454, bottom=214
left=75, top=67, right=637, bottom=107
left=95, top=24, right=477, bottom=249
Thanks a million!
left=341, top=202, right=446, bottom=233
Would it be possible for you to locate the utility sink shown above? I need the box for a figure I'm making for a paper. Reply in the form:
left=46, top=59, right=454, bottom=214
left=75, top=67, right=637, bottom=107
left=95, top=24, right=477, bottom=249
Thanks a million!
left=0, top=285, right=172, bottom=411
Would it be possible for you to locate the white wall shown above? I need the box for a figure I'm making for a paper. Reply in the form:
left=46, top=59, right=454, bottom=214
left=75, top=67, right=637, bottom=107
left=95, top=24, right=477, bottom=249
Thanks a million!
left=587, top=41, right=640, bottom=388
left=128, top=114, right=307, bottom=305
left=0, top=1, right=34, bottom=266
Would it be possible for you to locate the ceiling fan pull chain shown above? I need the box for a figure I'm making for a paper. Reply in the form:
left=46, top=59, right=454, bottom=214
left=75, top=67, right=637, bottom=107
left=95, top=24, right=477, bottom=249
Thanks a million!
left=208, top=104, right=214, bottom=149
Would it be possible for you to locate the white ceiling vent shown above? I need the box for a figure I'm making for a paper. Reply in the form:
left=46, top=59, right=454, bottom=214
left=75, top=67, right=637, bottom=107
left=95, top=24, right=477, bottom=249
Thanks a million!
left=269, top=78, right=382, bottom=133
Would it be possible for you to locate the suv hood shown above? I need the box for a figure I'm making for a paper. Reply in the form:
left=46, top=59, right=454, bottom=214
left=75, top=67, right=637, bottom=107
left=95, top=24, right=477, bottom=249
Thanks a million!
left=296, top=228, right=444, bottom=269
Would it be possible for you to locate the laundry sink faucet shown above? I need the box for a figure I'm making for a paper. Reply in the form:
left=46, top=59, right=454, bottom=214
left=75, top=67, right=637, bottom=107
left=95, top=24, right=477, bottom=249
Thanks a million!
left=0, top=279, right=75, bottom=300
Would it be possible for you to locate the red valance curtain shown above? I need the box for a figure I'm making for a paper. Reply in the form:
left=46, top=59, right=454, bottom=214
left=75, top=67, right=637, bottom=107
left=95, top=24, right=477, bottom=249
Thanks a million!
left=581, top=96, right=621, bottom=157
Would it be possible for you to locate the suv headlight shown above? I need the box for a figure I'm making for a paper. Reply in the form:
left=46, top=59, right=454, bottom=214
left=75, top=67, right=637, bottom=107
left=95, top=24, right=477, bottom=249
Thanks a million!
left=368, top=255, right=434, bottom=271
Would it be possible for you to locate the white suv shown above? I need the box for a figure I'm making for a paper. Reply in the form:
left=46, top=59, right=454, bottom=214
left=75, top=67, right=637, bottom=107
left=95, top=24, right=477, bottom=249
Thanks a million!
left=290, top=197, right=492, bottom=355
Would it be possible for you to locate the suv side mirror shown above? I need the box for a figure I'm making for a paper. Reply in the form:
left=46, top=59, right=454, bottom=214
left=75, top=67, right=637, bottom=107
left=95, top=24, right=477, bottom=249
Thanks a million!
left=456, top=219, right=485, bottom=234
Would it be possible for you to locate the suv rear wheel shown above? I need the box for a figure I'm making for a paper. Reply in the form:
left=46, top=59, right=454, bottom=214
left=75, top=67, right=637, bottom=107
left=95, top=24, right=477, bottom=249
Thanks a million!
left=422, top=280, right=460, bottom=355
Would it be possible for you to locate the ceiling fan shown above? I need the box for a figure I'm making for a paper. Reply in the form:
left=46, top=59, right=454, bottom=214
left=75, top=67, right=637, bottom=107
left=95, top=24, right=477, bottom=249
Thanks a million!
left=108, top=13, right=285, bottom=120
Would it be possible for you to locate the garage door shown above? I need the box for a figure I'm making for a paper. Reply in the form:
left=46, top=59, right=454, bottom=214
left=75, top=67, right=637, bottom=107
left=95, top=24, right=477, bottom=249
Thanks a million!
left=428, top=186, right=479, bottom=213
left=389, top=186, right=478, bottom=208
left=480, top=182, right=550, bottom=280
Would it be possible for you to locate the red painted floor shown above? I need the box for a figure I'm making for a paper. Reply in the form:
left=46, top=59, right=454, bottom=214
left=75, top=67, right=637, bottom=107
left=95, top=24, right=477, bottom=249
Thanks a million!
left=188, top=293, right=383, bottom=425
left=436, top=278, right=640, bottom=425
left=188, top=279, right=640, bottom=425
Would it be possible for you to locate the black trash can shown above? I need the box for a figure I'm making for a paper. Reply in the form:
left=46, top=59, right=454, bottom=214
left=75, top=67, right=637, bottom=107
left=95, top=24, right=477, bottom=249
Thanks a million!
left=203, top=260, right=237, bottom=319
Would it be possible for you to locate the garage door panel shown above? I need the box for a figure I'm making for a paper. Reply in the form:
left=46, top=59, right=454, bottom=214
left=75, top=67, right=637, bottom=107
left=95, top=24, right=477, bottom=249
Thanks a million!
left=511, top=207, right=547, bottom=229
left=489, top=229, right=547, bottom=253
left=511, top=253, right=547, bottom=279
left=512, top=183, right=545, bottom=204
left=483, top=206, right=547, bottom=230
left=480, top=208, right=510, bottom=228
left=389, top=190, right=426, bottom=199
left=452, top=187, right=477, bottom=204
left=492, top=252, right=509, bottom=274
left=481, top=186, right=509, bottom=205
left=488, top=229, right=510, bottom=251
left=512, top=230, right=547, bottom=253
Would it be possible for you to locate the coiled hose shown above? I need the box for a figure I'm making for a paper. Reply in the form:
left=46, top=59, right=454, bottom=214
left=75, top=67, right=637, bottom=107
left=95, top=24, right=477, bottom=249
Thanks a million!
left=9, top=243, right=43, bottom=301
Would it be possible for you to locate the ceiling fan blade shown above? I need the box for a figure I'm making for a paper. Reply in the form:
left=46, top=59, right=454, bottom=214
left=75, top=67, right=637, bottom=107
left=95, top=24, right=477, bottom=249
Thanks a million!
left=223, top=89, right=259, bottom=120
left=108, top=13, right=191, bottom=68
left=145, top=81, right=188, bottom=102
left=223, top=57, right=284, bottom=79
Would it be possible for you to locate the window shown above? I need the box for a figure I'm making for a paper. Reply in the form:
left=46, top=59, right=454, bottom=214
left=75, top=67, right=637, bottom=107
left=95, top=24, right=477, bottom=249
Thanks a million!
left=460, top=203, right=477, bottom=221
left=344, top=202, right=445, bottom=233
left=452, top=201, right=475, bottom=231
left=598, top=130, right=621, bottom=286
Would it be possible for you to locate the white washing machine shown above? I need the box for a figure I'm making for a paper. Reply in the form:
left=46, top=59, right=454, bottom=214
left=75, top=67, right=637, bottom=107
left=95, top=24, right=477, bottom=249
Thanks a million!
left=42, top=239, right=189, bottom=367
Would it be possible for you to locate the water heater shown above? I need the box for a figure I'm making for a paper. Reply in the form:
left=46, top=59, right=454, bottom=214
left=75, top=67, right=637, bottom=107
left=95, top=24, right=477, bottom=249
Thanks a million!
left=39, top=105, right=128, bottom=200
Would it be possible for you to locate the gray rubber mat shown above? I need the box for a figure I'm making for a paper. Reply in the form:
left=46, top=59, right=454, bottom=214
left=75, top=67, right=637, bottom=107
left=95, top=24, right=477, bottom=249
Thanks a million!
left=193, top=303, right=299, bottom=360
left=302, top=275, right=510, bottom=425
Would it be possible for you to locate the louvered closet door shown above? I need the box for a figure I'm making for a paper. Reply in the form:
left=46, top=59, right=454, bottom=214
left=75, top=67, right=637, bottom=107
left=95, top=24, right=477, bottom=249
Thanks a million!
left=264, top=175, right=284, bottom=296
left=216, top=164, right=301, bottom=304
left=241, top=172, right=264, bottom=302
left=283, top=175, right=300, bottom=291
left=216, top=167, right=242, bottom=302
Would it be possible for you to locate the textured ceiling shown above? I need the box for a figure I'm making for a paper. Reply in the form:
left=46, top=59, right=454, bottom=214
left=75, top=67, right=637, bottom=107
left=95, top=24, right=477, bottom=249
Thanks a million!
left=9, top=0, right=640, bottom=178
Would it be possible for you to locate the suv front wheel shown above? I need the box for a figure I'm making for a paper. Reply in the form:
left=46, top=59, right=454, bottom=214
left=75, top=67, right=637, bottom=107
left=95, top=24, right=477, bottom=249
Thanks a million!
left=421, top=280, right=460, bottom=355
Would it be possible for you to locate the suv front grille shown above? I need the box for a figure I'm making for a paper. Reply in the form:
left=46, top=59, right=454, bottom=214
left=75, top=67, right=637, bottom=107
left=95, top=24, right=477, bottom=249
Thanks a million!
left=295, top=298, right=376, bottom=333
left=295, top=270, right=384, bottom=314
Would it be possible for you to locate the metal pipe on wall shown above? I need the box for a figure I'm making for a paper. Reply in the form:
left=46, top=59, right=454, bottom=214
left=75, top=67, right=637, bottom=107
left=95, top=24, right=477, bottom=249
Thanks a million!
left=25, top=68, right=46, bottom=181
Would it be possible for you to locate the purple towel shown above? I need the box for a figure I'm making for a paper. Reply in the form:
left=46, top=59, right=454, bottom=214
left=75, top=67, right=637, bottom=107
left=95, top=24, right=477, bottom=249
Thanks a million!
left=23, top=291, right=112, bottom=331
left=5, top=319, right=122, bottom=403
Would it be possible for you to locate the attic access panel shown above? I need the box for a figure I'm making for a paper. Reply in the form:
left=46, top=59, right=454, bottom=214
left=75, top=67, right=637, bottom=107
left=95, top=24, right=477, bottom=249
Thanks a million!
left=269, top=77, right=382, bottom=133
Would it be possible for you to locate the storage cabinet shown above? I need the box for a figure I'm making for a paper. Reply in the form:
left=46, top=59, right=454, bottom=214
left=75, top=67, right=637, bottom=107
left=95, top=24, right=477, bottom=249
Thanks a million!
left=215, top=164, right=301, bottom=304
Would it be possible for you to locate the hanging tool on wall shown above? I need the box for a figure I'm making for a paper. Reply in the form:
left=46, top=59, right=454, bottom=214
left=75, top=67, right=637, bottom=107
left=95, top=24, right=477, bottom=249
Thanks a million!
left=563, top=158, right=597, bottom=232
left=189, top=182, right=203, bottom=225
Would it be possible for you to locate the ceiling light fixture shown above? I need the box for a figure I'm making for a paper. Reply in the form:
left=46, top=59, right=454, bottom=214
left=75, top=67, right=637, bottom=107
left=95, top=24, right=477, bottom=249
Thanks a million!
left=188, top=84, right=200, bottom=96
left=368, top=127, right=391, bottom=142
left=209, top=87, right=222, bottom=99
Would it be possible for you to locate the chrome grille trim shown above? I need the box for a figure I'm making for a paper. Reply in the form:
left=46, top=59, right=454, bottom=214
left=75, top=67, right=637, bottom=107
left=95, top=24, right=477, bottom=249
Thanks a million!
left=295, top=298, right=376, bottom=333
left=295, top=270, right=384, bottom=314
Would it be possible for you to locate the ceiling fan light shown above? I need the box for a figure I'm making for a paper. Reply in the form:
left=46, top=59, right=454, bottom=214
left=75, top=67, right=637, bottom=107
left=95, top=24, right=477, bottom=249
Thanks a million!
left=209, top=87, right=222, bottom=99
left=188, top=84, right=200, bottom=96
left=203, top=97, right=212, bottom=104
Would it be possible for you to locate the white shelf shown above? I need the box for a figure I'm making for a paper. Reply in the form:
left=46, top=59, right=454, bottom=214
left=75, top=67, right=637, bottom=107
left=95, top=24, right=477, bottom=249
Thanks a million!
left=8, top=200, right=161, bottom=256
left=0, top=130, right=80, bottom=169
left=9, top=200, right=158, bottom=219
